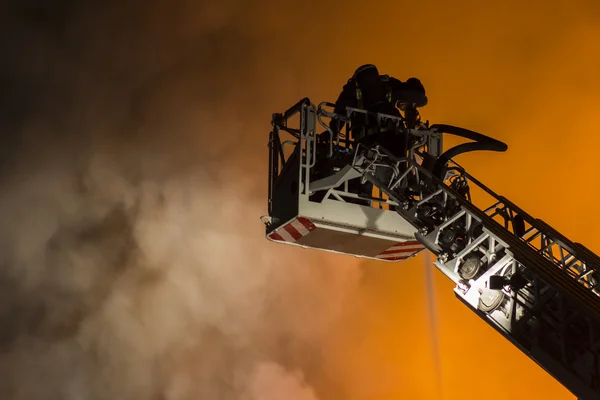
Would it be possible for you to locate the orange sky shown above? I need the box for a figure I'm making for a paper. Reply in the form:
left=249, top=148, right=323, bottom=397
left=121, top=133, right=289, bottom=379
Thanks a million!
left=5, top=1, right=600, bottom=399
left=245, top=1, right=600, bottom=398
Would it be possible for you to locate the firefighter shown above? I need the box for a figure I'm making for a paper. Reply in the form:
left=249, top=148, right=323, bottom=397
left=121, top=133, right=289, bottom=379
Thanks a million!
left=329, top=63, right=428, bottom=150
left=328, top=64, right=427, bottom=205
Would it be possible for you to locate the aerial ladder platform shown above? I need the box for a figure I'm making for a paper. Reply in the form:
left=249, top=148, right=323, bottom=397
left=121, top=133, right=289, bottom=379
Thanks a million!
left=263, top=97, right=600, bottom=399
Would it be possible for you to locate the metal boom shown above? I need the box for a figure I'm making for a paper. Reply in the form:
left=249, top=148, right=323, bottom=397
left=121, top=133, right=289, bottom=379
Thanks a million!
left=266, top=98, right=600, bottom=399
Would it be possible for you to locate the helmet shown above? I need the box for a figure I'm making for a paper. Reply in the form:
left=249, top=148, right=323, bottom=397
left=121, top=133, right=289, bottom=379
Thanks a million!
left=353, top=64, right=379, bottom=78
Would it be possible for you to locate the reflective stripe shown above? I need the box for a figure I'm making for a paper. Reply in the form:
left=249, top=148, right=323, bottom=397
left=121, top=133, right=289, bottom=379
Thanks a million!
left=356, top=84, right=363, bottom=109
left=381, top=75, right=392, bottom=102
left=355, top=74, right=393, bottom=108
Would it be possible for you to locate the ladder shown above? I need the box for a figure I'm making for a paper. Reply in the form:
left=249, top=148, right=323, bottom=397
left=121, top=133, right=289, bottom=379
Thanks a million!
left=352, top=129, right=600, bottom=399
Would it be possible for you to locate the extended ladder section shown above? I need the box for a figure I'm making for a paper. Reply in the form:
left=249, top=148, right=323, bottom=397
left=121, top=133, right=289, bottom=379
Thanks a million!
left=354, top=135, right=600, bottom=399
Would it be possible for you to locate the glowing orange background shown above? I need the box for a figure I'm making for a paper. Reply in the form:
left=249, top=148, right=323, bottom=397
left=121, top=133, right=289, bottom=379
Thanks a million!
left=251, top=1, right=600, bottom=398
left=4, top=1, right=600, bottom=399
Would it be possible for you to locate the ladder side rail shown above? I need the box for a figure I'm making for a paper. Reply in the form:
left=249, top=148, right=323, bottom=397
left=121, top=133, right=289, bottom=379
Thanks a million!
left=406, top=158, right=600, bottom=315
left=451, top=163, right=600, bottom=278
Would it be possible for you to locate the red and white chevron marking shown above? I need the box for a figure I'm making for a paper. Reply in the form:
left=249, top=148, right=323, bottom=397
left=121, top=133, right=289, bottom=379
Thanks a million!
left=267, top=217, right=317, bottom=243
left=375, top=240, right=425, bottom=261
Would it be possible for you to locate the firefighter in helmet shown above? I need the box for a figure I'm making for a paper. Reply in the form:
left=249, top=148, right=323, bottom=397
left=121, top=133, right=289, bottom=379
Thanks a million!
left=329, top=63, right=428, bottom=155
left=327, top=64, right=427, bottom=205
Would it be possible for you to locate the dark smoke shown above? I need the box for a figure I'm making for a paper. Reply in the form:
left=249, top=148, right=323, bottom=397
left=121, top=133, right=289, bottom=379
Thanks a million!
left=0, top=2, right=364, bottom=399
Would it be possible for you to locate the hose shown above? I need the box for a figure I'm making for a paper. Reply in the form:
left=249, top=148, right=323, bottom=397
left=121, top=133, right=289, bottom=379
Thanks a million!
left=429, top=124, right=508, bottom=179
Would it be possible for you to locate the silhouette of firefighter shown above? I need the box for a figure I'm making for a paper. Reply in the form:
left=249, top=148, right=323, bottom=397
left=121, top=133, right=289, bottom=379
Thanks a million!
left=330, top=64, right=427, bottom=154
left=325, top=64, right=428, bottom=204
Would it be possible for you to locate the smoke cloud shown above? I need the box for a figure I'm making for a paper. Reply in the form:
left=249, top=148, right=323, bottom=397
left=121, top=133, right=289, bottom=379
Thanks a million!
left=0, top=151, right=363, bottom=399
left=0, top=2, right=364, bottom=399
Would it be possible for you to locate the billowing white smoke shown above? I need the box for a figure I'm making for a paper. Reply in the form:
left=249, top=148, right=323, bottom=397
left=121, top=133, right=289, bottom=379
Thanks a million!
left=0, top=147, right=363, bottom=399
left=243, top=362, right=319, bottom=400
left=0, top=2, right=367, bottom=398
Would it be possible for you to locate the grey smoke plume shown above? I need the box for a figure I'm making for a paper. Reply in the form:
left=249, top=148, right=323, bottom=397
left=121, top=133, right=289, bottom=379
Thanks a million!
left=0, top=2, right=363, bottom=399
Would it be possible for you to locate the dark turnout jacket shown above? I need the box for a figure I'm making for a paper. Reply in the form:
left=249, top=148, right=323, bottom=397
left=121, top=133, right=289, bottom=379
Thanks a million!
left=330, top=73, right=427, bottom=132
